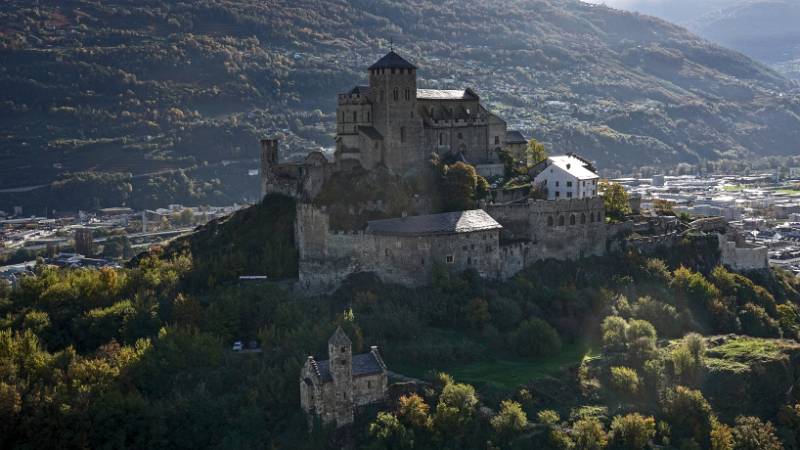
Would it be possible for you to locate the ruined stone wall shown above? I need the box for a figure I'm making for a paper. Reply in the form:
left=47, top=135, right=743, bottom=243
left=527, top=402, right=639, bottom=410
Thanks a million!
left=718, top=234, right=768, bottom=271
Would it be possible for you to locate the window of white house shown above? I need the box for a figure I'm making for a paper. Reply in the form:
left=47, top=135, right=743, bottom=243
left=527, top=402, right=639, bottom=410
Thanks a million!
left=555, top=191, right=561, bottom=197
left=445, top=255, right=454, bottom=264
left=494, top=136, right=500, bottom=145
left=555, top=181, right=560, bottom=187
left=567, top=181, right=573, bottom=187
left=567, top=192, right=573, bottom=198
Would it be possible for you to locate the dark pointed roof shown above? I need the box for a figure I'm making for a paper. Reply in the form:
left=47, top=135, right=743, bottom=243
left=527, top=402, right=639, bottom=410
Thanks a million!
left=329, top=326, right=351, bottom=346
left=368, top=51, right=416, bottom=70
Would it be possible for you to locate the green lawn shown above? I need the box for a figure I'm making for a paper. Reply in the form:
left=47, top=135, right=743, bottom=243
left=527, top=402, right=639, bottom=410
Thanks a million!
left=392, top=343, right=596, bottom=389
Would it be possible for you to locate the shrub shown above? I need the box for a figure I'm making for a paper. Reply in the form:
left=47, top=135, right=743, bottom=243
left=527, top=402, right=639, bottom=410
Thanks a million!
left=661, top=386, right=713, bottom=448
left=490, top=400, right=527, bottom=442
left=632, top=296, right=682, bottom=337
left=738, top=303, right=781, bottom=338
left=627, top=319, right=658, bottom=362
left=538, top=409, right=561, bottom=426
left=609, top=413, right=656, bottom=449
left=710, top=418, right=734, bottom=450
left=731, top=416, right=782, bottom=450
left=609, top=366, right=640, bottom=399
left=397, top=394, right=431, bottom=430
left=511, top=317, right=562, bottom=357
left=572, top=417, right=608, bottom=450
left=602, top=316, right=628, bottom=351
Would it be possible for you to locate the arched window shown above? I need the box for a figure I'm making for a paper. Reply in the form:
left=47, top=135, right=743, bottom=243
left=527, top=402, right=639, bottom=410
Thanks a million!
left=405, top=89, right=410, bottom=101
left=547, top=216, right=554, bottom=227
left=559, top=216, right=565, bottom=226
left=393, top=88, right=399, bottom=101
left=439, top=133, right=444, bottom=146
left=570, top=215, right=576, bottom=225
left=581, top=213, right=586, bottom=224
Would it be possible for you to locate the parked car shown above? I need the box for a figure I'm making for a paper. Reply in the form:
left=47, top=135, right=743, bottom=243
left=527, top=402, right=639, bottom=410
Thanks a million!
left=232, top=341, right=243, bottom=352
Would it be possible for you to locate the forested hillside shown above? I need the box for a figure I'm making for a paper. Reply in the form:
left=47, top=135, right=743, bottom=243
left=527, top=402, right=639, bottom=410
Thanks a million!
left=2, top=0, right=800, bottom=199
left=4, top=198, right=800, bottom=447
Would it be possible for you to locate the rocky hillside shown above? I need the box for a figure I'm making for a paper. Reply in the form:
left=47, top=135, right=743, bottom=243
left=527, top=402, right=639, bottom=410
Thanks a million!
left=2, top=0, right=800, bottom=193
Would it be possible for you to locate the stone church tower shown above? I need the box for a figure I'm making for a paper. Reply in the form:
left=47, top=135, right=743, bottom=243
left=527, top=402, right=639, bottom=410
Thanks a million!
left=328, top=327, right=355, bottom=426
left=368, top=51, right=424, bottom=173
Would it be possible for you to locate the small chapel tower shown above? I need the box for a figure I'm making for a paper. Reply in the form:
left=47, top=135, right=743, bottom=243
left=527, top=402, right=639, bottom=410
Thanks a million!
left=328, top=327, right=354, bottom=426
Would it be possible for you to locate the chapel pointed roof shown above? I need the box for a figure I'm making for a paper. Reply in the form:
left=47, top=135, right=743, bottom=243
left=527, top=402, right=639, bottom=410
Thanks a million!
left=329, top=326, right=352, bottom=346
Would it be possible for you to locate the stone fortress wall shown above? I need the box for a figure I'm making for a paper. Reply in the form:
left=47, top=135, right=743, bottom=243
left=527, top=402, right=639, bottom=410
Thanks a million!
left=295, top=204, right=505, bottom=292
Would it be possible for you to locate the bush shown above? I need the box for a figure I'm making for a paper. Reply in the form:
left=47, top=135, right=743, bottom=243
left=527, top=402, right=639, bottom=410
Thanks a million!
left=490, top=400, right=527, bottom=442
left=609, top=413, right=656, bottom=449
left=661, top=386, right=713, bottom=448
left=627, top=319, right=658, bottom=362
left=511, top=317, right=562, bottom=357
left=609, top=366, right=640, bottom=399
left=738, top=303, right=781, bottom=338
left=731, top=416, right=782, bottom=450
left=602, top=316, right=628, bottom=351
left=572, top=417, right=609, bottom=450
left=632, top=296, right=682, bottom=337
left=538, top=409, right=561, bottom=426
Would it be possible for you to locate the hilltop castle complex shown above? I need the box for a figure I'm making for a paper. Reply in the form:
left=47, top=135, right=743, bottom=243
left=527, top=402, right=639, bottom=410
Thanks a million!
left=261, top=51, right=767, bottom=296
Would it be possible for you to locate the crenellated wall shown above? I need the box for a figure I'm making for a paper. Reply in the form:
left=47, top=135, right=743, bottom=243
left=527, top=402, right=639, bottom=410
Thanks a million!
left=486, top=197, right=607, bottom=262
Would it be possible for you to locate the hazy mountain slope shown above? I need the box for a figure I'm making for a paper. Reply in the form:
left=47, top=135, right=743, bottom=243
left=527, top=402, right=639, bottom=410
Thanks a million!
left=1, top=0, right=800, bottom=192
left=689, top=0, right=800, bottom=65
left=600, top=0, right=800, bottom=80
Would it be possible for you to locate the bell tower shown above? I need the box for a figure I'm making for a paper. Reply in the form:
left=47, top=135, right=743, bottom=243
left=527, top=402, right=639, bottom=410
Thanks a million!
left=368, top=50, right=423, bottom=173
left=328, top=327, right=354, bottom=426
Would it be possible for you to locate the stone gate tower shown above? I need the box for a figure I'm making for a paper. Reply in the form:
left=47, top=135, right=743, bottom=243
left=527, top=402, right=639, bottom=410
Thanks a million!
left=368, top=51, right=423, bottom=172
left=329, top=327, right=354, bottom=426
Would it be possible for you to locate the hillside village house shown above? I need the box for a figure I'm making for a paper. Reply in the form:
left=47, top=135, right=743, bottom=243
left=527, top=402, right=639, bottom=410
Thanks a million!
left=533, top=154, right=600, bottom=200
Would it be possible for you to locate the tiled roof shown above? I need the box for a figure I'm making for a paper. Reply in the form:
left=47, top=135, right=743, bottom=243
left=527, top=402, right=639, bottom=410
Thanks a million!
left=358, top=126, right=383, bottom=141
left=315, top=353, right=385, bottom=382
left=368, top=51, right=416, bottom=70
left=366, top=209, right=502, bottom=236
left=505, top=130, right=527, bottom=144
left=417, top=89, right=479, bottom=100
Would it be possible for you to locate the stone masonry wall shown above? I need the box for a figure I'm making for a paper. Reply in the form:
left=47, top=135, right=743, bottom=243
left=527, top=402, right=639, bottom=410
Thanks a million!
left=295, top=203, right=504, bottom=292
left=486, top=197, right=607, bottom=262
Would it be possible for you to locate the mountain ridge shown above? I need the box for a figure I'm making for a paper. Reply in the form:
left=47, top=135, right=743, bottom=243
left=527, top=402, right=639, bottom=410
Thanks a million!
left=2, top=0, right=800, bottom=197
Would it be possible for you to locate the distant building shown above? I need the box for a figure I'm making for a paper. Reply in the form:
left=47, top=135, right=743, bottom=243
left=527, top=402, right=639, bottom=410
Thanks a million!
left=300, top=328, right=388, bottom=428
left=532, top=154, right=600, bottom=200
left=652, top=174, right=665, bottom=187
left=74, top=228, right=94, bottom=256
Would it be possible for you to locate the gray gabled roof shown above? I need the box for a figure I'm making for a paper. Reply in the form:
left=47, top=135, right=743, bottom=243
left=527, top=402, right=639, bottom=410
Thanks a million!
left=369, top=51, right=416, bottom=70
left=315, top=352, right=385, bottom=382
left=366, top=209, right=502, bottom=236
left=506, top=130, right=527, bottom=144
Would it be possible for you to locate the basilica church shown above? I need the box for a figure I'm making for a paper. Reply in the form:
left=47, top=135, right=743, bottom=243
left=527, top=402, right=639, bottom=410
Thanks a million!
left=334, top=51, right=526, bottom=176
